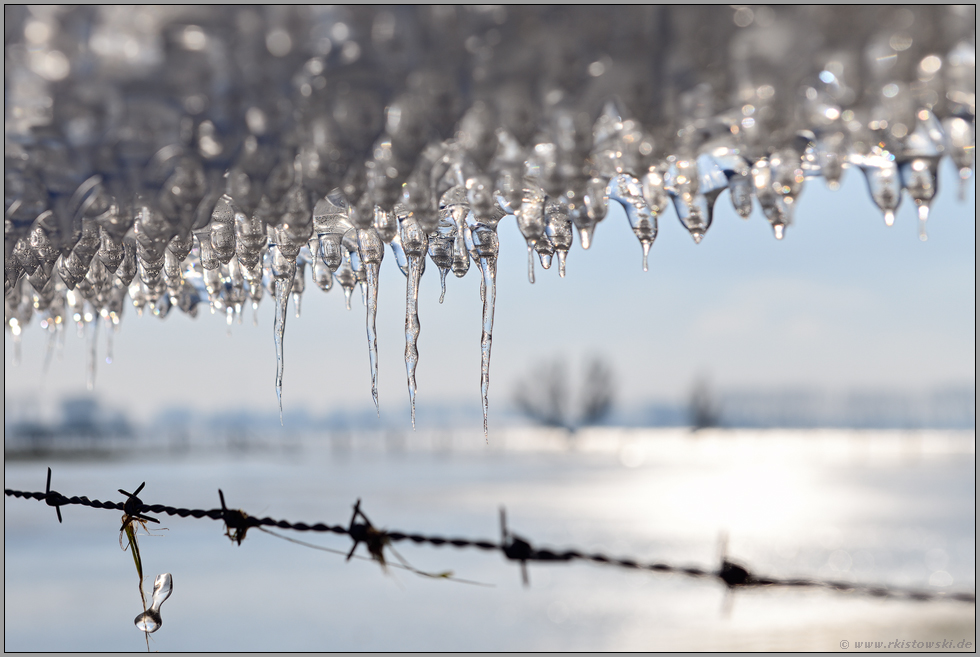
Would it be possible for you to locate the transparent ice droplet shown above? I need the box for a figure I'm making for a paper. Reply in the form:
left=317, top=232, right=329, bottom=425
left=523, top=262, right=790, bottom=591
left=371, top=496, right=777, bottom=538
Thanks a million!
left=854, top=150, right=903, bottom=226
left=335, top=258, right=356, bottom=310
left=814, top=131, right=848, bottom=190
left=312, top=256, right=333, bottom=292
left=575, top=176, right=610, bottom=250
left=388, top=233, right=409, bottom=277
left=134, top=573, right=172, bottom=634
left=271, top=247, right=295, bottom=424
left=941, top=116, right=974, bottom=200
left=728, top=172, right=754, bottom=218
left=609, top=174, right=657, bottom=270
left=544, top=201, right=572, bottom=278
left=666, top=157, right=718, bottom=243
left=536, top=245, right=554, bottom=270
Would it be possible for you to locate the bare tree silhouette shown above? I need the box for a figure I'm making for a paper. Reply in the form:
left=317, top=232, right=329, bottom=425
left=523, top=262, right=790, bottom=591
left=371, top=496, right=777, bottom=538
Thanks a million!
left=514, top=356, right=615, bottom=433
left=689, top=376, right=720, bottom=431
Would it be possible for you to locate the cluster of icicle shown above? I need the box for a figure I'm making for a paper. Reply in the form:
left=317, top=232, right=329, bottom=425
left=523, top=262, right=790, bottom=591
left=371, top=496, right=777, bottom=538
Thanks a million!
left=4, top=6, right=975, bottom=438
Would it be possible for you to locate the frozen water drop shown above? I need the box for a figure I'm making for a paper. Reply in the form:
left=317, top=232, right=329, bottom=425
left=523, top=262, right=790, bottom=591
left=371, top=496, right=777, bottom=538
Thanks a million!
left=773, top=224, right=785, bottom=240
left=610, top=174, right=658, bottom=267
left=958, top=168, right=972, bottom=202
left=855, top=150, right=903, bottom=222
left=917, top=203, right=930, bottom=241
left=335, top=249, right=357, bottom=310
left=728, top=173, right=754, bottom=218
left=537, top=250, right=553, bottom=270
left=544, top=200, right=572, bottom=276
left=313, top=256, right=333, bottom=292
left=438, top=268, right=448, bottom=303
left=883, top=210, right=895, bottom=227
left=576, top=224, right=596, bottom=250
left=134, top=574, right=172, bottom=634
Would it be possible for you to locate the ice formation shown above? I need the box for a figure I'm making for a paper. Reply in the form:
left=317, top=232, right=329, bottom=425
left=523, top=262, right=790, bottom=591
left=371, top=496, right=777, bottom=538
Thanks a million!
left=4, top=7, right=975, bottom=438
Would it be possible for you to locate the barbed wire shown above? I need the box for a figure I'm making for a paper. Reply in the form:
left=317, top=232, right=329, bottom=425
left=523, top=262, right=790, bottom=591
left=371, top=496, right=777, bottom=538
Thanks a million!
left=5, top=468, right=975, bottom=605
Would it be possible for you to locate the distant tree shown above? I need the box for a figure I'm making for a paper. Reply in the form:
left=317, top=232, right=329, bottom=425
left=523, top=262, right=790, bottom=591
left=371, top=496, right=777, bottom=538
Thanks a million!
left=513, top=356, right=615, bottom=433
left=689, top=377, right=720, bottom=431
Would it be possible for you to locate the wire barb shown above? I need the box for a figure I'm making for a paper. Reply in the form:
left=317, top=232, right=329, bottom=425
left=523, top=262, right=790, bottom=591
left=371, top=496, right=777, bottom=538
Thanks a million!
left=218, top=489, right=252, bottom=545
left=500, top=507, right=532, bottom=586
left=44, top=467, right=65, bottom=523
left=117, top=481, right=159, bottom=531
left=346, top=499, right=389, bottom=569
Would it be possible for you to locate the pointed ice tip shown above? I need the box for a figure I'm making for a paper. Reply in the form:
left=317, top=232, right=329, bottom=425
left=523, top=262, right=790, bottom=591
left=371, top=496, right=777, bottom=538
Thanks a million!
left=916, top=203, right=930, bottom=223
left=827, top=179, right=841, bottom=191
left=773, top=224, right=785, bottom=240
left=883, top=211, right=895, bottom=227
left=691, top=231, right=704, bottom=244
left=577, top=226, right=593, bottom=250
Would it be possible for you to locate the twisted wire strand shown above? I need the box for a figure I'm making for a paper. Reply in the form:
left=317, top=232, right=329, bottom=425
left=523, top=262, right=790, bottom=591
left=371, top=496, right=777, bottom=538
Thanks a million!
left=6, top=474, right=975, bottom=605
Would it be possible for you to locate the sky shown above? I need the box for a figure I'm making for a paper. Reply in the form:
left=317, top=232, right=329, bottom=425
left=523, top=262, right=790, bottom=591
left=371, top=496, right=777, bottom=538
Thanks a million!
left=4, top=159, right=976, bottom=425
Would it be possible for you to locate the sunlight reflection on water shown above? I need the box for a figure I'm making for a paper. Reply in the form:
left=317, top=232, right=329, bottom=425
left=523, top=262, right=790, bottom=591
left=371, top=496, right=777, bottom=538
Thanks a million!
left=4, top=428, right=975, bottom=651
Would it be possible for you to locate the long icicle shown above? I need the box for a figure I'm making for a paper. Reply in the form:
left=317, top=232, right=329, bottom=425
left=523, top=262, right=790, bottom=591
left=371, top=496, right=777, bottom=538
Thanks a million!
left=478, top=254, right=497, bottom=443
left=273, top=263, right=295, bottom=426
left=405, top=253, right=423, bottom=428
left=365, top=261, right=381, bottom=416
left=86, top=315, right=99, bottom=391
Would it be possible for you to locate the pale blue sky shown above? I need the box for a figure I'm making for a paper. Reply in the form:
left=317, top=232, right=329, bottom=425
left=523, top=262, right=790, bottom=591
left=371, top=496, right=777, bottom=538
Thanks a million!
left=5, top=160, right=975, bottom=423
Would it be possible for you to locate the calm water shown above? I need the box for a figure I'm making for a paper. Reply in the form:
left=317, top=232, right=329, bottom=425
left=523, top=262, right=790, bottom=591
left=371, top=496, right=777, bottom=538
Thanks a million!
left=4, top=428, right=976, bottom=651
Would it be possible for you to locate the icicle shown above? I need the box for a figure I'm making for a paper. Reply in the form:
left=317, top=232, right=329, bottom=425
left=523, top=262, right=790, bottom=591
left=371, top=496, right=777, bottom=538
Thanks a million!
left=439, top=268, right=448, bottom=303
left=335, top=256, right=356, bottom=310
left=854, top=149, right=903, bottom=226
left=535, top=237, right=554, bottom=270
left=105, top=315, right=114, bottom=364
left=728, top=173, right=754, bottom=218
left=271, top=247, right=295, bottom=425
left=357, top=227, right=385, bottom=416
left=465, top=223, right=500, bottom=443
left=405, top=255, right=424, bottom=427
left=87, top=315, right=99, bottom=391
left=42, top=324, right=56, bottom=375
left=517, top=185, right=545, bottom=282
left=399, top=214, right=428, bottom=429
left=609, top=174, right=658, bottom=270
left=477, top=253, right=497, bottom=444
left=10, top=319, right=23, bottom=366
left=665, top=157, right=719, bottom=243
left=364, top=261, right=381, bottom=415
